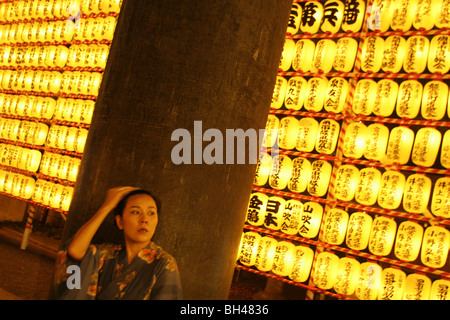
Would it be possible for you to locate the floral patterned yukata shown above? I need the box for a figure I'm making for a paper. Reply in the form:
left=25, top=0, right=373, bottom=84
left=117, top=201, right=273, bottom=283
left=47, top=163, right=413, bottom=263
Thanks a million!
left=54, top=241, right=183, bottom=300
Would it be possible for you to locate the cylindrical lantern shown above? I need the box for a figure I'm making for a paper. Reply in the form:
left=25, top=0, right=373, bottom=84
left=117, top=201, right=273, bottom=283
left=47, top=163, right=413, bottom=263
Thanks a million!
left=428, top=35, right=450, bottom=74
left=341, top=0, right=365, bottom=32
left=334, top=257, right=360, bottom=296
left=315, top=119, right=340, bottom=155
left=333, top=37, right=358, bottom=72
left=352, top=79, right=377, bottom=116
left=17, top=149, right=42, bottom=173
left=430, top=279, right=450, bottom=300
left=421, top=81, right=448, bottom=120
left=304, top=77, right=328, bottom=112
left=312, top=251, right=339, bottom=290
left=278, top=117, right=300, bottom=150
left=403, top=174, right=432, bottom=214
left=403, top=273, right=431, bottom=300
left=289, top=245, right=314, bottom=283
left=79, top=100, right=95, bottom=124
left=324, top=77, right=349, bottom=113
left=355, top=262, right=382, bottom=300
left=298, top=201, right=323, bottom=238
left=334, top=164, right=359, bottom=202
left=391, top=0, right=416, bottom=31
left=377, top=170, right=406, bottom=210
left=269, top=155, right=293, bottom=190
left=381, top=36, right=407, bottom=73
left=431, top=177, right=450, bottom=218
left=254, top=236, right=278, bottom=272
left=286, top=3, right=302, bottom=35
left=237, top=232, right=261, bottom=267
left=421, top=226, right=450, bottom=269
left=386, top=126, right=415, bottom=165
left=346, top=211, right=373, bottom=251
left=321, top=0, right=344, bottom=34
left=322, top=208, right=349, bottom=245
left=56, top=155, right=70, bottom=180
left=292, top=39, right=315, bottom=72
left=414, top=0, right=440, bottom=30
left=364, top=123, right=389, bottom=161
left=245, top=192, right=268, bottom=227
left=441, top=130, right=450, bottom=169
left=403, top=36, right=430, bottom=74
left=270, top=77, right=287, bottom=110
left=394, top=220, right=424, bottom=262
left=31, top=179, right=51, bottom=205
left=254, top=153, right=272, bottom=186
left=437, top=0, right=450, bottom=29
left=300, top=1, right=324, bottom=34
left=284, top=76, right=307, bottom=111
left=280, top=199, right=303, bottom=235
left=271, top=241, right=296, bottom=277
left=307, top=160, right=332, bottom=197
left=59, top=186, right=74, bottom=211
left=263, top=196, right=286, bottom=231
left=411, top=127, right=442, bottom=167
left=262, top=115, right=279, bottom=148
left=311, top=39, right=336, bottom=73
left=355, top=167, right=382, bottom=206
left=295, top=117, right=319, bottom=153
left=48, top=183, right=64, bottom=209
left=368, top=216, right=397, bottom=256
left=73, top=128, right=88, bottom=153
left=288, top=157, right=311, bottom=194
left=278, top=39, right=296, bottom=72
left=373, top=79, right=399, bottom=117
left=342, top=122, right=367, bottom=159
left=361, top=37, right=385, bottom=73
left=396, top=80, right=423, bottom=119
left=379, top=268, right=406, bottom=300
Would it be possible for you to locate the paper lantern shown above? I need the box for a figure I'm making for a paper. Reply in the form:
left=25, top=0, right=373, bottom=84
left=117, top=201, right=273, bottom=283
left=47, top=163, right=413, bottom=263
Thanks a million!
left=403, top=36, right=430, bottom=74
left=313, top=251, right=339, bottom=290
left=379, top=268, right=406, bottom=300
left=295, top=117, right=319, bottom=153
left=307, top=160, right=332, bottom=197
left=269, top=155, right=293, bottom=190
left=381, top=36, right=407, bottom=73
left=263, top=196, right=285, bottom=230
left=64, top=127, right=79, bottom=152
left=342, top=0, right=365, bottom=32
left=31, top=123, right=49, bottom=146
left=79, top=100, right=95, bottom=124
left=413, top=0, right=440, bottom=30
left=298, top=201, right=323, bottom=238
left=363, top=123, right=389, bottom=161
left=324, top=77, right=349, bottom=113
left=67, top=45, right=87, bottom=68
left=100, top=0, right=123, bottom=13
left=2, top=172, right=19, bottom=194
left=81, top=0, right=102, bottom=14
left=346, top=211, right=373, bottom=251
left=322, top=208, right=349, bottom=245
left=55, top=155, right=70, bottom=180
left=403, top=273, right=431, bottom=300
left=278, top=117, right=299, bottom=150
left=66, top=157, right=81, bottom=182
left=245, top=192, right=268, bottom=227
left=431, top=177, right=450, bottom=218
left=254, top=153, right=272, bottom=186
left=334, top=257, right=360, bottom=296
left=48, top=183, right=65, bottom=209
left=279, top=39, right=296, bottom=71
left=321, top=0, right=344, bottom=34
left=428, top=35, right=450, bottom=74
left=237, top=232, right=261, bottom=266
left=386, top=126, right=415, bottom=165
left=411, top=127, right=442, bottom=167
left=342, top=122, right=367, bottom=159
left=441, top=130, right=450, bottom=169
left=334, top=165, right=359, bottom=202
left=0, top=170, right=6, bottom=191
left=315, top=119, right=340, bottom=155
left=270, top=76, right=287, bottom=110
left=355, top=262, right=382, bottom=300
left=18, top=149, right=42, bottom=173
left=292, top=39, right=315, bottom=72
left=352, top=79, right=377, bottom=116
left=311, top=39, right=336, bottom=73
left=284, top=76, right=307, bottom=111
left=304, top=77, right=328, bottom=112
left=361, top=37, right=385, bottom=73
left=280, top=199, right=303, bottom=235
left=377, top=170, right=406, bottom=210
left=74, top=128, right=88, bottom=153
left=288, top=245, right=314, bottom=283
left=403, top=174, right=432, bottom=214
left=430, top=279, right=450, bottom=300
left=368, top=215, right=397, bottom=256
left=437, top=0, right=450, bottom=28
left=355, top=167, right=381, bottom=206
left=99, top=16, right=118, bottom=41
left=272, top=241, right=296, bottom=277
left=421, top=225, right=450, bottom=269
left=421, top=81, right=448, bottom=120
left=300, top=1, right=324, bottom=34
left=254, top=236, right=278, bottom=272
left=391, top=0, right=417, bottom=31
left=287, top=157, right=311, bottom=193
left=262, top=115, right=279, bottom=148
left=286, top=3, right=302, bottom=35
left=13, top=175, right=35, bottom=200
left=394, top=221, right=424, bottom=262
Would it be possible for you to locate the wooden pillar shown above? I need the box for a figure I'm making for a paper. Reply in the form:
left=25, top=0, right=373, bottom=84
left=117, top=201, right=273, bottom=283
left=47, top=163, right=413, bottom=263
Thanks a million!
left=61, top=0, right=292, bottom=299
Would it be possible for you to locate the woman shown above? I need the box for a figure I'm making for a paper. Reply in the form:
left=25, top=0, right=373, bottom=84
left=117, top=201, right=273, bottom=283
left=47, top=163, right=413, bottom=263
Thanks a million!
left=54, top=186, right=183, bottom=300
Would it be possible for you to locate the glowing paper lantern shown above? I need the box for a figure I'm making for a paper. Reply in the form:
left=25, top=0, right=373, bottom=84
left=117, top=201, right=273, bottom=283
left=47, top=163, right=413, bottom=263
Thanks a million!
left=278, top=117, right=300, bottom=150
left=324, top=77, right=349, bottom=113
left=403, top=174, right=432, bottom=214
left=421, top=226, right=450, bottom=269
left=262, top=115, right=279, bottom=148
left=18, top=149, right=42, bottom=173
left=391, top=0, right=417, bottom=31
left=403, top=36, right=430, bottom=74
left=288, top=245, right=314, bottom=283
left=441, top=130, right=450, bottom=169
left=379, top=268, right=406, bottom=300
left=300, top=2, right=324, bottom=34
left=368, top=216, right=397, bottom=256
left=346, top=211, right=373, bottom=251
left=304, top=77, right=328, bottom=112
left=437, top=0, right=450, bottom=28
left=386, top=126, right=415, bottom=165
left=352, top=79, right=377, bottom=116
left=245, top=192, right=268, bottom=227
left=315, top=119, right=340, bottom=155
left=361, top=37, right=384, bottom=73
left=272, top=241, right=296, bottom=277
left=284, top=77, right=307, bottom=111
left=100, top=0, right=123, bottom=13
left=254, top=236, right=277, bottom=272
left=79, top=100, right=95, bottom=124
left=253, top=153, right=272, bottom=186
left=99, top=16, right=118, bottom=41
left=286, top=3, right=302, bottom=35
left=269, top=155, right=293, bottom=190
left=321, top=0, right=344, bottom=34
left=298, top=201, right=323, bottom=238
left=295, top=117, right=319, bottom=153
left=311, top=39, right=336, bottom=73
left=292, top=39, right=315, bottom=72
left=377, top=170, right=406, bottom=210
left=430, top=279, right=450, bottom=300
left=334, top=257, right=360, bottom=296
left=421, top=81, right=448, bottom=120
left=287, top=157, right=311, bottom=193
left=403, top=273, right=431, bottom=300
left=364, top=123, right=389, bottom=161
left=13, top=175, right=35, bottom=200
left=342, top=122, right=367, bottom=159
left=411, top=127, right=442, bottom=167
left=31, top=179, right=51, bottom=205
left=334, top=165, right=359, bottom=202
left=414, top=0, right=440, bottom=30
left=313, top=251, right=339, bottom=290
left=355, top=262, right=382, bottom=300
left=355, top=167, right=381, bottom=206
left=264, top=196, right=286, bottom=231
left=81, top=0, right=102, bottom=14
left=270, top=77, right=287, bottom=110
left=307, top=160, right=332, bottom=197
left=237, top=232, right=261, bottom=267
left=64, top=127, right=79, bottom=152
left=381, top=36, right=407, bottom=73
left=394, top=221, right=424, bottom=262
left=428, top=35, right=450, bottom=74
left=342, top=0, right=365, bottom=32
left=322, top=208, right=349, bottom=245
left=66, top=157, right=81, bottom=182
left=280, top=199, right=303, bottom=235
left=279, top=39, right=296, bottom=72
left=431, top=177, right=450, bottom=218
left=56, top=155, right=70, bottom=180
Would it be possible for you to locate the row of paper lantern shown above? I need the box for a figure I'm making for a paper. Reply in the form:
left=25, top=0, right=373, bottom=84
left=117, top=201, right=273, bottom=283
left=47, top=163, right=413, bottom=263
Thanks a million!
left=0, top=15, right=118, bottom=45
left=238, top=231, right=450, bottom=300
left=286, top=0, right=450, bottom=36
left=0, top=0, right=122, bottom=22
left=0, top=94, right=95, bottom=124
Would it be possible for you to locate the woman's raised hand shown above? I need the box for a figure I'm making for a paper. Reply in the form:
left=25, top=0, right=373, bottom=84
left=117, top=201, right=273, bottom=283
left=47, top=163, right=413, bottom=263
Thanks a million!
left=102, top=186, right=138, bottom=211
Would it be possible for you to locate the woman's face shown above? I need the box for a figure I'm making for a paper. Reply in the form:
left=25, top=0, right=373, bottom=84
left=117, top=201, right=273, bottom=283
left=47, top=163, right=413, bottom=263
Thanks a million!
left=115, top=193, right=158, bottom=245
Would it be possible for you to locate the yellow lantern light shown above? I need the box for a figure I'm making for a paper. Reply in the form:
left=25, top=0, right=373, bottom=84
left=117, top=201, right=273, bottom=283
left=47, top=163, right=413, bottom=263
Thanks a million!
left=270, top=76, right=287, bottom=110
left=421, top=81, right=448, bottom=120
left=324, top=77, right=349, bottom=113
left=17, top=176, right=35, bottom=200
left=379, top=268, right=406, bottom=300
left=64, top=127, right=78, bottom=152
left=67, top=45, right=87, bottom=68
left=292, top=39, right=315, bottom=72
left=334, top=165, right=359, bottom=202
left=254, top=236, right=278, bottom=272
left=0, top=170, right=6, bottom=191
left=431, top=177, right=450, bottom=218
left=254, top=153, right=272, bottom=186
left=99, top=16, right=118, bottom=41
left=364, top=123, right=389, bottom=161
left=100, top=0, right=123, bottom=13
left=56, top=155, right=70, bottom=180
left=346, top=211, right=373, bottom=251
left=414, top=0, right=440, bottom=30
left=298, top=201, right=323, bottom=238
left=272, top=241, right=296, bottom=277
left=284, top=76, right=307, bottom=111
left=304, top=77, right=328, bottom=112
left=403, top=273, right=431, bottom=300
left=11, top=174, right=24, bottom=197
left=437, top=0, right=450, bottom=29
left=31, top=123, right=49, bottom=146
left=31, top=179, right=48, bottom=204
left=355, top=167, right=382, bottom=206
left=60, top=186, right=74, bottom=211
left=321, top=0, right=344, bottom=34
left=88, top=17, right=104, bottom=41
left=1, top=172, right=16, bottom=194
left=352, top=79, right=377, bottom=116
left=396, top=80, right=424, bottom=119
left=355, top=262, right=382, bottom=300
left=263, top=196, right=285, bottom=231
left=315, top=119, right=340, bottom=155
left=312, top=251, right=339, bottom=290
left=81, top=0, right=101, bottom=14
left=280, top=199, right=303, bottom=235
left=18, top=149, right=42, bottom=173
left=79, top=100, right=95, bottom=124
left=378, top=170, right=406, bottom=210
left=295, top=117, right=319, bottom=153
left=403, top=36, right=430, bottom=74
left=441, top=130, right=450, bottom=169
left=411, top=127, right=442, bottom=168
left=342, top=122, right=367, bottom=159
left=428, top=35, right=450, bottom=74
left=75, top=72, right=91, bottom=96
left=49, top=183, right=65, bottom=209
left=307, top=160, right=332, bottom=197
left=278, top=117, right=299, bottom=150
left=394, top=221, right=424, bottom=262
left=361, top=37, right=385, bottom=73
left=279, top=39, right=296, bottom=72
left=288, top=157, right=311, bottom=194
left=269, top=155, right=293, bottom=190
left=286, top=3, right=302, bottom=35
left=237, top=231, right=261, bottom=267
left=311, top=39, right=336, bottom=73
left=334, top=257, right=360, bottom=296
left=386, top=126, right=415, bottom=165
left=421, top=225, right=450, bottom=269
left=430, top=279, right=450, bottom=300
left=342, top=0, right=365, bottom=32
left=322, top=208, right=349, bottom=245
left=245, top=192, right=268, bottom=227
left=66, top=157, right=81, bottom=182
left=391, top=0, right=416, bottom=31
left=262, top=115, right=279, bottom=148
left=300, top=1, right=324, bottom=34
left=403, top=174, right=432, bottom=214
left=46, top=125, right=64, bottom=149
left=74, top=128, right=88, bottom=153
left=288, top=245, right=314, bottom=283
left=381, top=36, right=407, bottom=73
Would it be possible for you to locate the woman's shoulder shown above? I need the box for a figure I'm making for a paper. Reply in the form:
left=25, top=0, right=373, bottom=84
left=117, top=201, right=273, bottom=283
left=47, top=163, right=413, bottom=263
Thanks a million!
left=138, top=242, right=178, bottom=271
left=90, top=242, right=123, bottom=259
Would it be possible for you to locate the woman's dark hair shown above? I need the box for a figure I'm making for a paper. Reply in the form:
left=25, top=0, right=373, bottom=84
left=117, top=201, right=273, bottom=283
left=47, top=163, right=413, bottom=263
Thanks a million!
left=112, top=189, right=162, bottom=217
